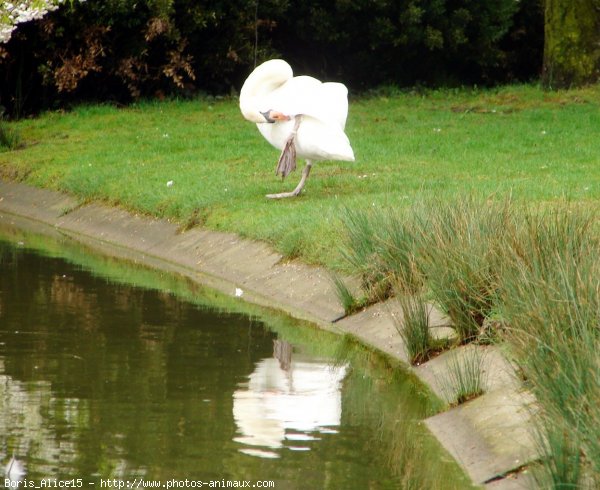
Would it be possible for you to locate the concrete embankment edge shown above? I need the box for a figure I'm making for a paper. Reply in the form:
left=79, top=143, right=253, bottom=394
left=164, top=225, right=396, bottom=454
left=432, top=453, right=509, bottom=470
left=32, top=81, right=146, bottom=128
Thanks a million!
left=0, top=180, right=537, bottom=489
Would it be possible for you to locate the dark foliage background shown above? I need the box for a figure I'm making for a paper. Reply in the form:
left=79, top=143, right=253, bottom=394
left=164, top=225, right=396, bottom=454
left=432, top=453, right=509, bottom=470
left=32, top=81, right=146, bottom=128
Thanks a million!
left=0, top=0, right=544, bottom=118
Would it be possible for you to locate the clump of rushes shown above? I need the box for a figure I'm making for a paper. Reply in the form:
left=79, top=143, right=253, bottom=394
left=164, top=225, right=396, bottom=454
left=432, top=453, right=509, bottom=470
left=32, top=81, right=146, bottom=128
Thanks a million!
left=533, top=420, right=584, bottom=489
left=392, top=247, right=442, bottom=365
left=332, top=273, right=368, bottom=315
left=0, top=117, right=21, bottom=151
left=338, top=195, right=600, bottom=484
left=440, top=346, right=487, bottom=406
left=418, top=196, right=514, bottom=343
left=339, top=205, right=446, bottom=360
left=499, top=203, right=600, bottom=488
left=395, top=293, right=434, bottom=365
left=339, top=197, right=515, bottom=344
left=278, top=228, right=304, bottom=260
left=377, top=208, right=425, bottom=295
left=339, top=207, right=392, bottom=303
left=339, top=206, right=425, bottom=306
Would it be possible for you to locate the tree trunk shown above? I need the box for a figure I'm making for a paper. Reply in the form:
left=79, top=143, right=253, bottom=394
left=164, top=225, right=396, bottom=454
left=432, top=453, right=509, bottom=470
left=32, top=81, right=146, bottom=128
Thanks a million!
left=542, top=0, right=600, bottom=88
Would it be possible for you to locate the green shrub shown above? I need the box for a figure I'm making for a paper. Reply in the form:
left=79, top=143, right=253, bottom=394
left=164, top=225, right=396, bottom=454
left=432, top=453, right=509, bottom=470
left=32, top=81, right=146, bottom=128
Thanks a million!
left=0, top=0, right=543, bottom=117
left=276, top=0, right=542, bottom=88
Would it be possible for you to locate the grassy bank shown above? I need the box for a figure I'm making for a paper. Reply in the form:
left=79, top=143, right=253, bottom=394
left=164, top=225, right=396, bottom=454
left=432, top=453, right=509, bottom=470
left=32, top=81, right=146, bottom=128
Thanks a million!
left=1, top=84, right=599, bottom=269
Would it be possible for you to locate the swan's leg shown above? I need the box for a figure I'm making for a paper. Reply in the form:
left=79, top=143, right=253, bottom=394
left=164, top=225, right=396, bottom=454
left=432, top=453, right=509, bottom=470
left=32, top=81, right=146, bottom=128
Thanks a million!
left=266, top=160, right=313, bottom=199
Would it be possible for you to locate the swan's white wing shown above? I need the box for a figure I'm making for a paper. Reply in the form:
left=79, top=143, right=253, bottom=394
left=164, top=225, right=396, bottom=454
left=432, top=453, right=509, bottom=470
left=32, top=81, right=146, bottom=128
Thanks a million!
left=246, top=61, right=354, bottom=162
left=258, top=115, right=354, bottom=162
left=320, top=82, right=349, bottom=129
left=295, top=116, right=354, bottom=161
left=263, top=77, right=349, bottom=129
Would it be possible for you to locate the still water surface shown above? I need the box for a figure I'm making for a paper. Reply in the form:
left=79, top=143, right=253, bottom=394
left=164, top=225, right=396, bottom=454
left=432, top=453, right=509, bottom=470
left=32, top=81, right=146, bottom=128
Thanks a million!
left=0, top=222, right=470, bottom=489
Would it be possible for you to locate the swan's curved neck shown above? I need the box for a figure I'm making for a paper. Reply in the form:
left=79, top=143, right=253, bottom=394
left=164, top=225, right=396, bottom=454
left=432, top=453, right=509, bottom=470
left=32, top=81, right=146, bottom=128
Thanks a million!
left=240, top=60, right=292, bottom=123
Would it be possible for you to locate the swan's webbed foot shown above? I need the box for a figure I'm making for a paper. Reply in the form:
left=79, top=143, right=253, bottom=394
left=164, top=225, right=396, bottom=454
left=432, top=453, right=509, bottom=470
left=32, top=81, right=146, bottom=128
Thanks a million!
left=266, top=189, right=302, bottom=199
left=266, top=160, right=313, bottom=199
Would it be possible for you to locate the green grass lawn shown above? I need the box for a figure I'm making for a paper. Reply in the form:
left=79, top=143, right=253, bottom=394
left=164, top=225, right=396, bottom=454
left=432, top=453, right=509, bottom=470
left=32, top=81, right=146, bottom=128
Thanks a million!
left=1, top=84, right=599, bottom=269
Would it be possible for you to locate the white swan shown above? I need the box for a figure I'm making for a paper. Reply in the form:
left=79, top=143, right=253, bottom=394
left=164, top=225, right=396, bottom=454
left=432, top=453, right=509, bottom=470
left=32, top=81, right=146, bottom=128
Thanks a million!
left=240, top=59, right=355, bottom=198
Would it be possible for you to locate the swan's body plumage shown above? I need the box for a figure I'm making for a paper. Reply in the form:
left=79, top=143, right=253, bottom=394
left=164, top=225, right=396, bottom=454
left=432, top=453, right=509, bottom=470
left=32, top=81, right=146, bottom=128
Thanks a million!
left=240, top=59, right=354, bottom=197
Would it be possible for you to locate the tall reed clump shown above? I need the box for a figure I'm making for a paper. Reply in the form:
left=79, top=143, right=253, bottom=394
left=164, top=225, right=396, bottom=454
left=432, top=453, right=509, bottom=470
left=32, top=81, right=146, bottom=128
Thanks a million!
left=338, top=206, right=449, bottom=362
left=376, top=208, right=425, bottom=296
left=331, top=273, right=363, bottom=315
left=499, top=204, right=600, bottom=488
left=337, top=207, right=389, bottom=308
left=417, top=196, right=514, bottom=343
left=338, top=197, right=600, bottom=483
left=394, top=293, right=433, bottom=364
left=0, top=117, right=21, bottom=151
left=439, top=346, right=488, bottom=406
left=337, top=198, right=515, bottom=351
left=337, top=207, right=425, bottom=309
left=378, top=209, right=442, bottom=363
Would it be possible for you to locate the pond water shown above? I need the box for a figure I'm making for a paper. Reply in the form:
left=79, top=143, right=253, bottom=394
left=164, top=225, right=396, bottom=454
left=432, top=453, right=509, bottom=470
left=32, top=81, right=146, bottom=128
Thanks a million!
left=0, top=219, right=471, bottom=489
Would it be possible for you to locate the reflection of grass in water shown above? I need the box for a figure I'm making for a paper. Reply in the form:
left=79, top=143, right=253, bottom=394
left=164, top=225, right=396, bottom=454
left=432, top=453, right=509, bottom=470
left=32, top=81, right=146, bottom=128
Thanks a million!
left=383, top=408, right=476, bottom=489
left=0, top=218, right=324, bottom=339
left=337, top=337, right=474, bottom=489
left=0, top=218, right=472, bottom=489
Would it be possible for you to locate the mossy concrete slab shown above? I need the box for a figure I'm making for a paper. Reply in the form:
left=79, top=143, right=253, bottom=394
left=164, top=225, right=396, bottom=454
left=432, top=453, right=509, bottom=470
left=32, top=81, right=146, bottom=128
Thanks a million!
left=425, top=388, right=538, bottom=485
left=419, top=345, right=538, bottom=485
left=0, top=181, right=79, bottom=222
left=335, top=299, right=409, bottom=362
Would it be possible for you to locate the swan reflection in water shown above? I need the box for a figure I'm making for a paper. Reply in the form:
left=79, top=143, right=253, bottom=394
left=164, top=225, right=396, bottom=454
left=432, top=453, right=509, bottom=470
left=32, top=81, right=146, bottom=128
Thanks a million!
left=233, top=340, right=348, bottom=458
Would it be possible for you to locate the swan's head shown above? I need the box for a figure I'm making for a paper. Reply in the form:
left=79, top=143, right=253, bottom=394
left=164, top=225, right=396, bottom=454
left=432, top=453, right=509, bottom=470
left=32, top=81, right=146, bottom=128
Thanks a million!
left=260, top=110, right=291, bottom=123
left=240, top=59, right=293, bottom=124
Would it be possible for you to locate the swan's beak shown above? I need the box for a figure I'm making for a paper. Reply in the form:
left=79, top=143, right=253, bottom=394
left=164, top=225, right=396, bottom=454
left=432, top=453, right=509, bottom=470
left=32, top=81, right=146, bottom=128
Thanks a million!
left=260, top=110, right=276, bottom=123
left=260, top=110, right=291, bottom=123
